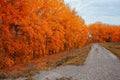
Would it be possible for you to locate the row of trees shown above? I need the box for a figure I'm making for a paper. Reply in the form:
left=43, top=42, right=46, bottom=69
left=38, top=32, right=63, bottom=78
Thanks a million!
left=0, top=0, right=88, bottom=68
left=88, top=23, right=120, bottom=43
left=0, top=0, right=120, bottom=69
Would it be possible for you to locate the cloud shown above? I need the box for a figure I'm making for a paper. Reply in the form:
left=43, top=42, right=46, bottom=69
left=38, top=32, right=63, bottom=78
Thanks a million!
left=82, top=16, right=120, bottom=25
left=64, top=0, right=120, bottom=25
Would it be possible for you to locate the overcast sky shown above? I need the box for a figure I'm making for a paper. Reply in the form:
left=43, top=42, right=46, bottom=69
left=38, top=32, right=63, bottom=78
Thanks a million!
left=64, top=0, right=120, bottom=25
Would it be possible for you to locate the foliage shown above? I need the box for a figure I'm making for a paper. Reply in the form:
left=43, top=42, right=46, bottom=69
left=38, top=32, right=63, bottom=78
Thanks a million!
left=0, top=0, right=87, bottom=68
left=0, top=0, right=120, bottom=69
left=88, top=22, right=120, bottom=43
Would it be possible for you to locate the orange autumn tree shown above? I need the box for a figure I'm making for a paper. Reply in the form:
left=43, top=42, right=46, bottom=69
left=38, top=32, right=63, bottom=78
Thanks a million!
left=111, top=26, right=120, bottom=42
left=88, top=22, right=120, bottom=43
left=0, top=0, right=87, bottom=68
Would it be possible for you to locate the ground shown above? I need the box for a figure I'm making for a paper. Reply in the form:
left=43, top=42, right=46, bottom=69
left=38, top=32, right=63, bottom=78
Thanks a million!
left=3, top=43, right=120, bottom=80
left=0, top=44, right=91, bottom=79
left=100, top=42, right=120, bottom=59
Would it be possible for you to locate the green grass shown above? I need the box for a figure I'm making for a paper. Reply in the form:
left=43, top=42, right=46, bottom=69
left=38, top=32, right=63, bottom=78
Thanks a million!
left=100, top=42, right=120, bottom=59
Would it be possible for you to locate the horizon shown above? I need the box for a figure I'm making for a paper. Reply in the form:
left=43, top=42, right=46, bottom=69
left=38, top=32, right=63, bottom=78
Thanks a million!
left=64, top=0, right=120, bottom=26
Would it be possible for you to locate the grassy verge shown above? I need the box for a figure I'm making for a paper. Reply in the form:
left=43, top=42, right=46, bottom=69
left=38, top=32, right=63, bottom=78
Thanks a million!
left=56, top=77, right=75, bottom=80
left=100, top=42, right=120, bottom=59
left=55, top=44, right=91, bottom=66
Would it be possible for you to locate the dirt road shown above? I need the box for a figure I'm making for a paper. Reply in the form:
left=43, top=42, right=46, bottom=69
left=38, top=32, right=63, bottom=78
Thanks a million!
left=18, top=44, right=120, bottom=80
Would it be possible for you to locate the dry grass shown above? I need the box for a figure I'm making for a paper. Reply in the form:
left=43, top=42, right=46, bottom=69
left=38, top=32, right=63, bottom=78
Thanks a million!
left=25, top=76, right=35, bottom=80
left=2, top=64, right=38, bottom=80
left=0, top=72, right=8, bottom=79
left=100, top=42, right=120, bottom=59
left=55, top=44, right=91, bottom=66
left=56, top=77, right=75, bottom=80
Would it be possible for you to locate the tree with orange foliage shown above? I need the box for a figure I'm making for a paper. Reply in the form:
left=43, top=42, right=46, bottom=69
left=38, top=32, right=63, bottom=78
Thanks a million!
left=0, top=0, right=87, bottom=68
left=88, top=22, right=120, bottom=43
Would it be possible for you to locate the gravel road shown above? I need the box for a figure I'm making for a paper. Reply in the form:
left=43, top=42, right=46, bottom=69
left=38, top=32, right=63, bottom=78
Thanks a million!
left=18, top=44, right=120, bottom=80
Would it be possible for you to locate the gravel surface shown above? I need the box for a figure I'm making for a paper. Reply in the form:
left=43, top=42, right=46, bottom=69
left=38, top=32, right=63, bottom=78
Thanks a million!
left=17, top=44, right=120, bottom=80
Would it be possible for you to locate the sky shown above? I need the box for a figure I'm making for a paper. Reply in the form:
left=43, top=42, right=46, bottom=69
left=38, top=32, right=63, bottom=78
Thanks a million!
left=64, top=0, right=120, bottom=25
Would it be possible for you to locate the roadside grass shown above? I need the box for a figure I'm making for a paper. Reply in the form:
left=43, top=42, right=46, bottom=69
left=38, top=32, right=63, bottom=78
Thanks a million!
left=55, top=44, right=91, bottom=66
left=0, top=72, right=8, bottom=79
left=0, top=64, right=38, bottom=80
left=56, top=77, right=75, bottom=80
left=100, top=42, right=120, bottom=59
left=25, top=76, right=35, bottom=80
